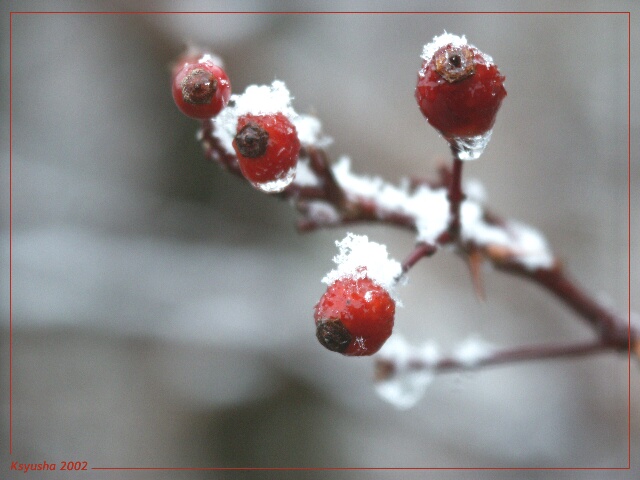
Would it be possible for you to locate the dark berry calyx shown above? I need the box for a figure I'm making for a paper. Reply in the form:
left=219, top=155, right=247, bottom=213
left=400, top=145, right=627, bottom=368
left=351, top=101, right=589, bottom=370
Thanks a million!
left=181, top=68, right=218, bottom=104
left=316, top=319, right=352, bottom=353
left=435, top=44, right=475, bottom=83
left=235, top=122, right=269, bottom=158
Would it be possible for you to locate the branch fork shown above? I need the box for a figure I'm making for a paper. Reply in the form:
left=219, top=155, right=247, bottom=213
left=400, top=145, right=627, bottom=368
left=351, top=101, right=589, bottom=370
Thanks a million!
left=197, top=120, right=638, bottom=382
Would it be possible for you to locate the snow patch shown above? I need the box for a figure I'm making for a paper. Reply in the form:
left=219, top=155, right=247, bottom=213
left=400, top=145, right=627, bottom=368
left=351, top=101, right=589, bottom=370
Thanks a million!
left=460, top=199, right=554, bottom=270
left=304, top=201, right=340, bottom=223
left=292, top=158, right=320, bottom=187
left=452, top=335, right=495, bottom=367
left=322, top=233, right=402, bottom=301
left=332, top=157, right=450, bottom=243
left=375, top=334, right=440, bottom=410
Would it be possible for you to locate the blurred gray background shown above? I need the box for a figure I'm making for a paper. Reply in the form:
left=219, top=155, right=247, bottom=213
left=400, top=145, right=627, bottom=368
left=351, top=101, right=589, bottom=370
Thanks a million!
left=1, top=1, right=639, bottom=479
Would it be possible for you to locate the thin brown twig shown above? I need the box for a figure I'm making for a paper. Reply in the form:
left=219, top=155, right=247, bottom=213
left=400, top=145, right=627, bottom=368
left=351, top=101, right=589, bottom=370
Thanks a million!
left=495, top=261, right=629, bottom=342
left=400, top=242, right=438, bottom=276
left=375, top=338, right=619, bottom=381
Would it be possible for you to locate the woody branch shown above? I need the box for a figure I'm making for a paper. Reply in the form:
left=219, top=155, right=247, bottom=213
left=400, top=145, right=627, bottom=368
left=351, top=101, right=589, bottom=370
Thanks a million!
left=198, top=120, right=637, bottom=374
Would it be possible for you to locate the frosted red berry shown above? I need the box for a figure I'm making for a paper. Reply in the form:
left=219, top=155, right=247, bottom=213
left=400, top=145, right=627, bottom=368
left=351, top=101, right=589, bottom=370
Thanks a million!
left=415, top=43, right=506, bottom=139
left=233, top=113, right=300, bottom=192
left=314, top=275, right=395, bottom=356
left=172, top=61, right=231, bottom=119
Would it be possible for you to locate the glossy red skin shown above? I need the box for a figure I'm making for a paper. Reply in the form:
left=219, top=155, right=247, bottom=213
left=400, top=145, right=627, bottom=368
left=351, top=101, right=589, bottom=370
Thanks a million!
left=415, top=45, right=506, bottom=138
left=314, top=275, right=395, bottom=356
left=172, top=62, right=231, bottom=119
left=233, top=113, right=300, bottom=186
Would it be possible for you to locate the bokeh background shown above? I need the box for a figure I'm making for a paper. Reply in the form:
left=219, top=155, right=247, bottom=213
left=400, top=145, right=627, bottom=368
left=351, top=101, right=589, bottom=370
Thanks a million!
left=1, top=1, right=639, bottom=479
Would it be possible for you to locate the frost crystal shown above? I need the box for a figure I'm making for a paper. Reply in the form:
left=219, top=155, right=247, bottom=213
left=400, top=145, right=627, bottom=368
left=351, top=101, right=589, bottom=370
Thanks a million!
left=213, top=80, right=330, bottom=155
left=375, top=335, right=440, bottom=410
left=322, top=233, right=402, bottom=301
left=332, top=157, right=450, bottom=244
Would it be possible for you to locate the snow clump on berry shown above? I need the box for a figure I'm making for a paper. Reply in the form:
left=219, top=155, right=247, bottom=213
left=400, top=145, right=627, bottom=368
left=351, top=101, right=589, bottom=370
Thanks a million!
left=322, top=233, right=402, bottom=302
left=214, top=80, right=330, bottom=155
left=294, top=115, right=333, bottom=148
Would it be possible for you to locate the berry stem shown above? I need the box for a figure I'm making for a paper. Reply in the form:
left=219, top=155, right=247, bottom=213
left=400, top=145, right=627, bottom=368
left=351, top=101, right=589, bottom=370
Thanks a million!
left=399, top=242, right=437, bottom=277
left=306, top=146, right=351, bottom=213
left=199, top=120, right=241, bottom=174
left=446, top=153, right=465, bottom=240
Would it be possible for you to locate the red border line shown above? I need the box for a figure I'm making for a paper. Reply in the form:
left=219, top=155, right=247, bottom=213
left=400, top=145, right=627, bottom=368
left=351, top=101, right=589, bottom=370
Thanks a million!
left=91, top=467, right=631, bottom=471
left=8, top=10, right=632, bottom=470
left=9, top=10, right=13, bottom=457
left=626, top=11, right=632, bottom=471
left=7, top=10, right=631, bottom=15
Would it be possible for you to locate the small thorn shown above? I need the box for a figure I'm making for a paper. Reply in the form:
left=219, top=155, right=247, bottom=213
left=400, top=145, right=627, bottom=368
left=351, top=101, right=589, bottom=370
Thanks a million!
left=467, top=248, right=486, bottom=301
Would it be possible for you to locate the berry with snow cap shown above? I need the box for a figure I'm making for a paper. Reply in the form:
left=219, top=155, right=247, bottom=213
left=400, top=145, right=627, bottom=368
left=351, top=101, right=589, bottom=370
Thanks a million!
left=314, top=272, right=396, bottom=356
left=415, top=33, right=506, bottom=156
left=172, top=60, right=231, bottom=119
left=314, top=234, right=402, bottom=356
left=233, top=113, right=301, bottom=193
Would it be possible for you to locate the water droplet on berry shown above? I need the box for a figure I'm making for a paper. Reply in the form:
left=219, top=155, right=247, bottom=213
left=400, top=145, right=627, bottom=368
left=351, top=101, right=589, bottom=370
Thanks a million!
left=250, top=165, right=297, bottom=193
left=449, top=130, right=493, bottom=161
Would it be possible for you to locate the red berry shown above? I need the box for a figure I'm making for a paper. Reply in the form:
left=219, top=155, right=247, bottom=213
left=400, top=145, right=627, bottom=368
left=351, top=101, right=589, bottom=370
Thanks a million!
left=233, top=113, right=301, bottom=192
left=172, top=61, right=231, bottom=119
left=314, top=274, right=395, bottom=356
left=415, top=43, right=506, bottom=139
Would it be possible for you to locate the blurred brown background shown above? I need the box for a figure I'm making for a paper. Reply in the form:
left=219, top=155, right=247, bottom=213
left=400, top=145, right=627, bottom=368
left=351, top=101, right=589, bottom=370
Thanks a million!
left=1, top=1, right=638, bottom=479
